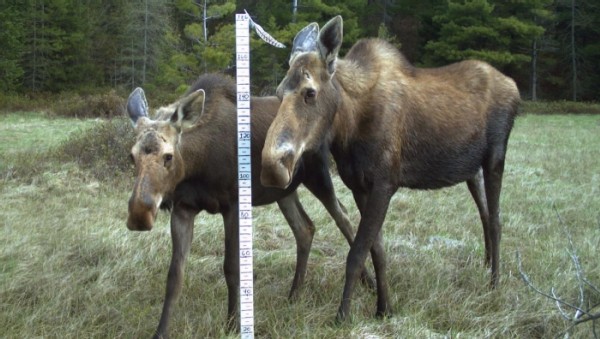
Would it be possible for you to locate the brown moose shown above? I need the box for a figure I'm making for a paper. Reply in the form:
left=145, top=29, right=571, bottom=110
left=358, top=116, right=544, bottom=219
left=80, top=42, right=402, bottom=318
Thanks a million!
left=125, top=73, right=371, bottom=337
left=261, top=16, right=520, bottom=322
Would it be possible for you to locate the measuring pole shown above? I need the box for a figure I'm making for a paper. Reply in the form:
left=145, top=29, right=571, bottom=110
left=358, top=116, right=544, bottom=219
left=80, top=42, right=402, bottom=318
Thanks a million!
left=235, top=13, right=254, bottom=339
left=235, top=12, right=285, bottom=338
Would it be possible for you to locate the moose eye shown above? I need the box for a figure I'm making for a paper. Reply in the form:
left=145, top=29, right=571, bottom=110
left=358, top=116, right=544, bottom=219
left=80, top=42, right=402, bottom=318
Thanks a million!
left=163, top=154, right=173, bottom=166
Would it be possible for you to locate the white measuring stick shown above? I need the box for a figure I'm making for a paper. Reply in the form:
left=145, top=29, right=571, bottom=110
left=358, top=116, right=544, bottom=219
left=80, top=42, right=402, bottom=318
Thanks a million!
left=235, top=13, right=254, bottom=339
left=235, top=12, right=285, bottom=338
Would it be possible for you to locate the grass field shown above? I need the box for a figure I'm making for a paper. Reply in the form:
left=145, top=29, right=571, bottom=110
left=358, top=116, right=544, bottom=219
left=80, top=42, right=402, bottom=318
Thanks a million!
left=1, top=112, right=599, bottom=338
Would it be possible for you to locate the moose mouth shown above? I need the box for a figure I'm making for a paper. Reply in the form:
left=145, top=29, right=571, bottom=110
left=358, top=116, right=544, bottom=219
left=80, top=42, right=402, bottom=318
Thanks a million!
left=260, top=157, right=293, bottom=189
left=126, top=212, right=155, bottom=231
left=261, top=141, right=302, bottom=189
left=126, top=196, right=162, bottom=231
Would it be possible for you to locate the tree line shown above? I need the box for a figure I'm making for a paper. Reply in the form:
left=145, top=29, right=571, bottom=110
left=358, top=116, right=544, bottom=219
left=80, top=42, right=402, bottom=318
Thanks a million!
left=1, top=0, right=598, bottom=101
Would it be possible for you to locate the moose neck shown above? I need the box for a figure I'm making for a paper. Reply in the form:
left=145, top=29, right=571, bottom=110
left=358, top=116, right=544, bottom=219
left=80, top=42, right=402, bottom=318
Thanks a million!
left=178, top=129, right=208, bottom=180
left=329, top=56, right=381, bottom=149
left=175, top=107, right=239, bottom=184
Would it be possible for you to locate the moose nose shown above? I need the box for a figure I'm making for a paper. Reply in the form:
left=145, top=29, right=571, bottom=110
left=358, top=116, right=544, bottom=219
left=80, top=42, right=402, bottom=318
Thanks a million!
left=261, top=145, right=295, bottom=189
left=126, top=195, right=156, bottom=231
left=126, top=214, right=153, bottom=231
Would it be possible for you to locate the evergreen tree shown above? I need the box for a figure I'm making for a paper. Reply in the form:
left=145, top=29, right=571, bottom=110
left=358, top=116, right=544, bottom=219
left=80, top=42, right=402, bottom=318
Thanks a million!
left=119, top=0, right=173, bottom=90
left=153, top=0, right=236, bottom=93
left=423, top=0, right=545, bottom=70
left=574, top=1, right=600, bottom=101
left=551, top=0, right=600, bottom=101
left=22, top=0, right=57, bottom=92
left=19, top=0, right=94, bottom=92
left=365, top=0, right=446, bottom=63
left=1, top=0, right=597, bottom=100
left=91, top=0, right=133, bottom=89
left=0, top=2, right=26, bottom=92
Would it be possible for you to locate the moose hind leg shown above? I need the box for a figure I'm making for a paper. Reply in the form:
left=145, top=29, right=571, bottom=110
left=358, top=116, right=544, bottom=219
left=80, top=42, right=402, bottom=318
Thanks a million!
left=371, top=230, right=390, bottom=318
left=222, top=207, right=241, bottom=332
left=276, top=192, right=315, bottom=300
left=303, top=173, right=376, bottom=290
left=466, top=168, right=491, bottom=267
left=154, top=206, right=197, bottom=339
left=483, top=146, right=507, bottom=288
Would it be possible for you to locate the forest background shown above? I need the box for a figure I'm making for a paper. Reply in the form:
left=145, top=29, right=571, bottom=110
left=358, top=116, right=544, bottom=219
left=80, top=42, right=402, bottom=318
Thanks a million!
left=0, top=0, right=598, bottom=104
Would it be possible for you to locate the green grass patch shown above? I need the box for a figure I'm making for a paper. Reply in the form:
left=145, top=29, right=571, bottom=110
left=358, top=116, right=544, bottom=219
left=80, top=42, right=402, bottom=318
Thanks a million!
left=0, top=112, right=96, bottom=156
left=0, top=112, right=97, bottom=179
left=0, top=113, right=599, bottom=338
left=522, top=100, right=600, bottom=115
left=1, top=112, right=134, bottom=182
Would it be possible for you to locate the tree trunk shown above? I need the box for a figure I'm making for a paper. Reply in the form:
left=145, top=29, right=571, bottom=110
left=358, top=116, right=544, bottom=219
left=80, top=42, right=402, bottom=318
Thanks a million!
left=292, top=0, right=298, bottom=23
left=203, top=0, right=208, bottom=72
left=32, top=0, right=38, bottom=92
left=571, top=0, right=577, bottom=101
left=531, top=37, right=537, bottom=101
left=203, top=0, right=207, bottom=43
left=131, top=39, right=135, bottom=89
left=143, top=0, right=148, bottom=85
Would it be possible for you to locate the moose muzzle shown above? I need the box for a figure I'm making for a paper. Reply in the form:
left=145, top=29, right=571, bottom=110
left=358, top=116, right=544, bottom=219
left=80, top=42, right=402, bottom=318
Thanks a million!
left=261, top=140, right=301, bottom=189
left=127, top=194, right=160, bottom=231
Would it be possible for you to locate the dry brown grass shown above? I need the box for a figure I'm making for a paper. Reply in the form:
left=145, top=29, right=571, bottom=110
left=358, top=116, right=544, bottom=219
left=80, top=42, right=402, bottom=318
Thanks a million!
left=1, top=112, right=599, bottom=338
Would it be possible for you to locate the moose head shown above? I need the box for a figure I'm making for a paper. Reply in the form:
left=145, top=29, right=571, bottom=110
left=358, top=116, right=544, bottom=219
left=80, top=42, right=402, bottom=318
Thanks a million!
left=261, top=16, right=344, bottom=189
left=125, top=87, right=205, bottom=230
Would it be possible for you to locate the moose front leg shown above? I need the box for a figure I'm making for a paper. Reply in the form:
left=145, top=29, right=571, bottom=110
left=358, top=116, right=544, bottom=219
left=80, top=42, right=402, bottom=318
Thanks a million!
left=302, top=154, right=376, bottom=290
left=222, top=207, right=240, bottom=332
left=154, top=205, right=197, bottom=339
left=337, top=184, right=394, bottom=322
left=483, top=146, right=507, bottom=289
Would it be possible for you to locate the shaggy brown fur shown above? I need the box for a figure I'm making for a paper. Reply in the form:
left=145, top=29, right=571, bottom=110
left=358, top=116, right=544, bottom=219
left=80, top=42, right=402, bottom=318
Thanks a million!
left=261, top=16, right=520, bottom=322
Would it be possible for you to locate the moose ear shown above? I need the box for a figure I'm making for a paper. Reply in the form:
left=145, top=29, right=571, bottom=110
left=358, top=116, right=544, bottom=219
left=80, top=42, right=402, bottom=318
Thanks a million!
left=126, top=87, right=149, bottom=125
left=317, top=16, right=343, bottom=74
left=171, top=89, right=205, bottom=132
left=290, top=22, right=319, bottom=63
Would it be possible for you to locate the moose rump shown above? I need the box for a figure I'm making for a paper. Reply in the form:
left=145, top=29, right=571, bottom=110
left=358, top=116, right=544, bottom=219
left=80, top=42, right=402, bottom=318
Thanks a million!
left=261, top=16, right=520, bottom=321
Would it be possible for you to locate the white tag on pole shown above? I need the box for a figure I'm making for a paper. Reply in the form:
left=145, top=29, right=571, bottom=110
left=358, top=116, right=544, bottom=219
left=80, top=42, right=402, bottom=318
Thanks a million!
left=236, top=12, right=285, bottom=339
left=244, top=10, right=286, bottom=49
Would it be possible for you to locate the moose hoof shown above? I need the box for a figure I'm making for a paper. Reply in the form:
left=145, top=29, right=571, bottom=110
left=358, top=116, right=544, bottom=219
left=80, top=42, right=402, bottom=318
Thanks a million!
left=225, top=316, right=239, bottom=334
left=375, top=308, right=392, bottom=319
left=359, top=271, right=376, bottom=292
left=335, top=308, right=351, bottom=324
